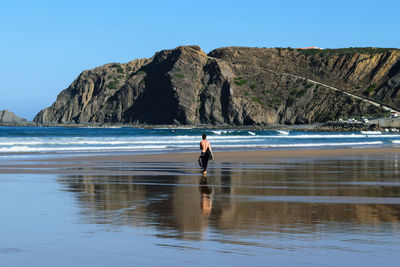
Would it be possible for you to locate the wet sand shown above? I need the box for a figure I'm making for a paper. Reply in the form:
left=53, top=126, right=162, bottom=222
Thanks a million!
left=0, top=147, right=399, bottom=175
left=1, top=147, right=400, bottom=266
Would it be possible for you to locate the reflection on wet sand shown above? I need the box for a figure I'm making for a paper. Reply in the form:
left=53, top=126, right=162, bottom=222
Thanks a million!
left=57, top=157, right=400, bottom=242
left=199, top=176, right=213, bottom=215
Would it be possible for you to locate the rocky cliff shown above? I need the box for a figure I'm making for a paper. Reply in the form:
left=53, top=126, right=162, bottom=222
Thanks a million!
left=34, top=46, right=400, bottom=125
left=0, top=110, right=27, bottom=123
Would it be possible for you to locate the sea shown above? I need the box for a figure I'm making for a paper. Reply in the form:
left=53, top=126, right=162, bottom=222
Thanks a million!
left=0, top=126, right=399, bottom=154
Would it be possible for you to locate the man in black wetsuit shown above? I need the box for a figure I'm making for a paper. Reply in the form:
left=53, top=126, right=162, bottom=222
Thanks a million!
left=199, top=133, right=212, bottom=175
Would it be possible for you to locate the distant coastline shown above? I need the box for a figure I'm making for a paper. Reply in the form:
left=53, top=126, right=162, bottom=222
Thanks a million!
left=0, top=120, right=393, bottom=132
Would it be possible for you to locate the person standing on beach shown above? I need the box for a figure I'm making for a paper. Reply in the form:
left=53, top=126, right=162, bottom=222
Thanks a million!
left=199, top=133, right=213, bottom=175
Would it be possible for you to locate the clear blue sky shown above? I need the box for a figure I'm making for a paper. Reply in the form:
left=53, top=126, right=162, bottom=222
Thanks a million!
left=1, top=0, right=399, bottom=120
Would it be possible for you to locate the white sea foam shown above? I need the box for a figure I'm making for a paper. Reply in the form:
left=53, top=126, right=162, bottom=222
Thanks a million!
left=212, top=130, right=229, bottom=135
left=207, top=135, right=262, bottom=140
left=213, top=141, right=383, bottom=148
left=6, top=133, right=398, bottom=149
left=1, top=126, right=397, bottom=154
left=1, top=141, right=385, bottom=153
left=0, top=145, right=169, bottom=153
left=361, top=131, right=382, bottom=135
left=268, top=134, right=400, bottom=138
left=277, top=130, right=289, bottom=135
left=0, top=137, right=267, bottom=147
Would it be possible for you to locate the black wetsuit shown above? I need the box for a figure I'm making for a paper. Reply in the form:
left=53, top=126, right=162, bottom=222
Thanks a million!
left=200, top=148, right=211, bottom=172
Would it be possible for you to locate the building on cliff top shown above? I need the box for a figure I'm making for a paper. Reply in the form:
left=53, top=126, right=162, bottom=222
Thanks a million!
left=298, top=47, right=323, bottom=50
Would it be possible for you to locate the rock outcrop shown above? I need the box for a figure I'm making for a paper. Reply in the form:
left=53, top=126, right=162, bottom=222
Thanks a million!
left=34, top=46, right=400, bottom=125
left=0, top=110, right=27, bottom=123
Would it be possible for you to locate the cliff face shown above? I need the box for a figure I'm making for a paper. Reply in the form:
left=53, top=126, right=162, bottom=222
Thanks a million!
left=34, top=46, right=400, bottom=125
left=0, top=110, right=27, bottom=123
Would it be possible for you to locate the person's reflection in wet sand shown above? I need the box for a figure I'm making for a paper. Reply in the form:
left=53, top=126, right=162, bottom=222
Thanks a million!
left=199, top=175, right=213, bottom=215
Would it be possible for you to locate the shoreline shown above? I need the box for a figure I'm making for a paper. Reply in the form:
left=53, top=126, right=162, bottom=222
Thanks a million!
left=0, top=122, right=322, bottom=131
left=1, top=121, right=396, bottom=131
left=1, top=146, right=398, bottom=175
left=47, top=146, right=400, bottom=163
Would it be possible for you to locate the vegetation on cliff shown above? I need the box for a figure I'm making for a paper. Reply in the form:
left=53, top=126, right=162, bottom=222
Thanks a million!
left=297, top=47, right=398, bottom=57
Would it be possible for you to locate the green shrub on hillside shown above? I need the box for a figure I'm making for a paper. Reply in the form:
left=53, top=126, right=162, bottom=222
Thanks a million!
left=363, top=83, right=377, bottom=96
left=107, top=80, right=119, bottom=89
left=110, top=64, right=124, bottom=74
left=298, top=47, right=397, bottom=57
left=302, top=80, right=313, bottom=89
left=234, top=77, right=247, bottom=86
left=296, top=89, right=307, bottom=97
left=174, top=73, right=185, bottom=79
left=287, top=96, right=295, bottom=107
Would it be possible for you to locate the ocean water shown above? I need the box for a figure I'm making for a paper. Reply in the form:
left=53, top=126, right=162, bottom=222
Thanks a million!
left=0, top=126, right=399, bottom=154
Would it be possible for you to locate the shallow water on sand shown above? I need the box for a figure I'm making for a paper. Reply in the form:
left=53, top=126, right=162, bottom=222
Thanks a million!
left=1, top=155, right=400, bottom=266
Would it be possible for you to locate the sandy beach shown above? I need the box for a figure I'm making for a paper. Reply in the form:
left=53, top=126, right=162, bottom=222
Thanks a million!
left=1, top=147, right=400, bottom=266
left=1, top=147, right=399, bottom=175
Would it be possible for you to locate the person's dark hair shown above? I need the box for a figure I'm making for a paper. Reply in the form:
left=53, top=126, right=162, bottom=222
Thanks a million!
left=202, top=133, right=207, bottom=140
